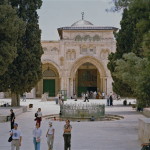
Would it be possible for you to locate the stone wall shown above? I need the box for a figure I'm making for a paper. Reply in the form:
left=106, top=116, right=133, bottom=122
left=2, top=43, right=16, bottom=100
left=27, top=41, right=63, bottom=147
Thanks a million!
left=143, top=108, right=150, bottom=118
left=138, top=118, right=150, bottom=143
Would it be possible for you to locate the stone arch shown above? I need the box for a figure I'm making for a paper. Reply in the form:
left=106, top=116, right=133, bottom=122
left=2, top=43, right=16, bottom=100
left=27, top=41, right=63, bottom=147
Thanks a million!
left=41, top=62, right=61, bottom=97
left=75, top=35, right=82, bottom=41
left=70, top=56, right=106, bottom=78
left=42, top=60, right=61, bottom=77
left=93, top=35, right=100, bottom=41
left=43, top=69, right=56, bottom=77
left=51, top=47, right=59, bottom=55
left=84, top=35, right=91, bottom=41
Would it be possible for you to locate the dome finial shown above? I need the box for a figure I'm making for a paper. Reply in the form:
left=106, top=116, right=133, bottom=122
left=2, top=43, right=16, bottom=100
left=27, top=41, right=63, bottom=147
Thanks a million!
left=81, top=12, right=84, bottom=20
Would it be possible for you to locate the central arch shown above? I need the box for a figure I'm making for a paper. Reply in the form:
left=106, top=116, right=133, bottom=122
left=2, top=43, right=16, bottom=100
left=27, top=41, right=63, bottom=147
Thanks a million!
left=69, top=56, right=107, bottom=97
left=70, top=56, right=106, bottom=78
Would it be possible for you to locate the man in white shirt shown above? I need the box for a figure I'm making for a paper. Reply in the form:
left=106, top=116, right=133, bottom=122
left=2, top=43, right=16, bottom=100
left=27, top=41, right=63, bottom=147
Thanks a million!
left=33, top=123, right=42, bottom=150
left=10, top=123, right=22, bottom=150
left=46, top=122, right=55, bottom=150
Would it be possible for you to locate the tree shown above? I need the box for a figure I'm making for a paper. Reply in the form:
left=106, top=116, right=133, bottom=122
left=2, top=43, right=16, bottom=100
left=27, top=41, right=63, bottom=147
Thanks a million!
left=0, top=0, right=24, bottom=76
left=114, top=53, right=150, bottom=106
left=107, top=8, right=135, bottom=97
left=0, top=0, right=43, bottom=106
left=108, top=0, right=150, bottom=98
left=108, top=0, right=150, bottom=106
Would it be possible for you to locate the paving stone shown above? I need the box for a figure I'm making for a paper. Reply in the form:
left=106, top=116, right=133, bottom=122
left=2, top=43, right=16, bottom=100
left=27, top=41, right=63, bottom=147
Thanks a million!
left=0, top=98, right=145, bottom=150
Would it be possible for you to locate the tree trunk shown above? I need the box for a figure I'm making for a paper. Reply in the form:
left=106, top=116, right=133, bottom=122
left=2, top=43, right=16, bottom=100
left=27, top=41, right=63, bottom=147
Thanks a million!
left=11, top=92, right=20, bottom=107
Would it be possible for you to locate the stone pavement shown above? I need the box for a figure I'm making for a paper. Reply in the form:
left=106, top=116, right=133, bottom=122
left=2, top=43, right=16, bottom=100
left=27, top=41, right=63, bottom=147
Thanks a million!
left=0, top=98, right=145, bottom=150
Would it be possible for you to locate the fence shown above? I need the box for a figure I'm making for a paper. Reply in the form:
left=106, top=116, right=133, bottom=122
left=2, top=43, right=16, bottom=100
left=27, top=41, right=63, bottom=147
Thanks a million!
left=60, top=103, right=105, bottom=118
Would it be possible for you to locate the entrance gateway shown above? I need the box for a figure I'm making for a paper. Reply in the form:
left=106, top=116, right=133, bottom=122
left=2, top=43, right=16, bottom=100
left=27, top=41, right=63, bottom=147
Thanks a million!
left=76, top=62, right=100, bottom=96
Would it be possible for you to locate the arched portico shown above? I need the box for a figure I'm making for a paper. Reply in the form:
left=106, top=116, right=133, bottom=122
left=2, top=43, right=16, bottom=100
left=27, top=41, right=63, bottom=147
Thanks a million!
left=36, top=61, right=61, bottom=97
left=68, top=56, right=108, bottom=97
left=70, top=56, right=106, bottom=78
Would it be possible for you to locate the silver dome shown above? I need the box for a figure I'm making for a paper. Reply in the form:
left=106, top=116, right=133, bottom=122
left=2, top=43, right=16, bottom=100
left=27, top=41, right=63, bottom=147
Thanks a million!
left=71, top=20, right=93, bottom=27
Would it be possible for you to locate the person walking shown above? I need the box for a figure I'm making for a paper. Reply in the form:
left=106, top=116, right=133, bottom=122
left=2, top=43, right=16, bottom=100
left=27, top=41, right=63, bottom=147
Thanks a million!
left=46, top=121, right=55, bottom=150
left=63, top=120, right=72, bottom=150
left=84, top=93, right=89, bottom=102
left=110, top=94, right=113, bottom=106
left=22, top=93, right=26, bottom=101
left=74, top=94, right=77, bottom=101
left=33, top=123, right=42, bottom=150
left=10, top=109, right=15, bottom=130
left=10, top=123, right=22, bottom=150
left=35, top=108, right=42, bottom=127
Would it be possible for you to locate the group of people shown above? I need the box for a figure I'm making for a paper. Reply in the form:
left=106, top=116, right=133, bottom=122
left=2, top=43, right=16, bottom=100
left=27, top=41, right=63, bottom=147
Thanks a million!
left=9, top=108, right=72, bottom=150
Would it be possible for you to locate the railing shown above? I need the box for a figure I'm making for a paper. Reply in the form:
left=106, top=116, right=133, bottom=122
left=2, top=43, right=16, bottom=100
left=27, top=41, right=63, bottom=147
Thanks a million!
left=60, top=103, right=105, bottom=118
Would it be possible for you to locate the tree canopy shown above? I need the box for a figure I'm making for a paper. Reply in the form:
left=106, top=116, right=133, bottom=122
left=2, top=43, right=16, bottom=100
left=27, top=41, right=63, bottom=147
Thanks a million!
left=0, top=0, right=43, bottom=106
left=0, top=1, right=24, bottom=75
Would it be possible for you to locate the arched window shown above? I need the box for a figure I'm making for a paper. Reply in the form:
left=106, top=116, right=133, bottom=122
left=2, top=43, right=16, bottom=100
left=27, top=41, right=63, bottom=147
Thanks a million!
left=84, top=35, right=91, bottom=41
left=43, top=69, right=56, bottom=77
left=93, top=35, right=100, bottom=41
left=75, top=35, right=82, bottom=41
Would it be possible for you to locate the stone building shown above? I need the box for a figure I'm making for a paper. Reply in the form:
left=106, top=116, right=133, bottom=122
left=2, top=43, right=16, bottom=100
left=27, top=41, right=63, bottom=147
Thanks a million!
left=35, top=19, right=117, bottom=98
left=0, top=18, right=117, bottom=99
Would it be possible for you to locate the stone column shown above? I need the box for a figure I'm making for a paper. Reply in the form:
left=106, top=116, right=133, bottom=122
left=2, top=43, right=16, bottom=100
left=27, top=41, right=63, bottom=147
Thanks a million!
left=70, top=78, right=74, bottom=97
left=67, top=78, right=70, bottom=97
left=60, top=77, right=64, bottom=90
left=107, top=76, right=113, bottom=94
left=100, top=77, right=107, bottom=93
left=100, top=77, right=103, bottom=92
left=73, top=78, right=76, bottom=95
left=105, top=77, right=107, bottom=95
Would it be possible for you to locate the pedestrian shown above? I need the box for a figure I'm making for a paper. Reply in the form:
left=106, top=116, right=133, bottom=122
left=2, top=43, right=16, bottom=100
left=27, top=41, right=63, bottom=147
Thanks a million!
left=46, top=121, right=55, bottom=150
left=84, top=93, right=89, bottom=102
left=10, top=123, right=22, bottom=150
left=22, top=93, right=26, bottom=101
left=74, top=94, right=77, bottom=101
left=102, top=92, right=105, bottom=99
left=35, top=108, right=42, bottom=127
left=110, top=94, right=113, bottom=106
left=33, top=123, right=42, bottom=150
left=63, top=119, right=72, bottom=150
left=10, top=109, right=15, bottom=130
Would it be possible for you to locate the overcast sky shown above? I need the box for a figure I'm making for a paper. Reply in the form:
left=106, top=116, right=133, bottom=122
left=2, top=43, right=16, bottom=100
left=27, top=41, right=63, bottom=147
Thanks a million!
left=38, top=0, right=122, bottom=40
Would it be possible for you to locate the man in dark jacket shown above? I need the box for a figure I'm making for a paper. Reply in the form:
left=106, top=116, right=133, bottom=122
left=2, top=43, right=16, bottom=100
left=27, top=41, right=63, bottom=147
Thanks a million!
left=10, top=109, right=15, bottom=130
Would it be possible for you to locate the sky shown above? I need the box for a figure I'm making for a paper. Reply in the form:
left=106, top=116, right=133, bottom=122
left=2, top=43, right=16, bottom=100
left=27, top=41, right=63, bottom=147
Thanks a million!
left=37, top=0, right=123, bottom=40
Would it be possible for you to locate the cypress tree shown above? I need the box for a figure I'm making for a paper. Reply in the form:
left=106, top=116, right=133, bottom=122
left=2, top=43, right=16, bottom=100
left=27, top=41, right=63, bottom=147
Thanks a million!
left=0, top=0, right=24, bottom=76
left=107, top=8, right=135, bottom=97
left=0, top=0, right=43, bottom=106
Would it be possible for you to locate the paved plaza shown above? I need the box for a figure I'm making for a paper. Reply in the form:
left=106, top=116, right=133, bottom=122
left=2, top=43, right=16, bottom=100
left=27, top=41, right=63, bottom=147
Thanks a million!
left=0, top=98, right=145, bottom=150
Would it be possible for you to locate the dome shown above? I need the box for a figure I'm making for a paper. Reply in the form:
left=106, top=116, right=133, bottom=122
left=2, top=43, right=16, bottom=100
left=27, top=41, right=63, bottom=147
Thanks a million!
left=71, top=19, right=94, bottom=27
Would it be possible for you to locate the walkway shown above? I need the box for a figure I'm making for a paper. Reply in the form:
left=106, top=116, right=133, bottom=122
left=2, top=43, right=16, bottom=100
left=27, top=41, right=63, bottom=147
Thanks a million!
left=0, top=98, right=145, bottom=150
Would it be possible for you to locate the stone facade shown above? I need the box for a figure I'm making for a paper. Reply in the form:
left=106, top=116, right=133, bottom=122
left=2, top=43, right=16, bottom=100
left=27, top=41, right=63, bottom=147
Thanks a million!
left=36, top=19, right=117, bottom=98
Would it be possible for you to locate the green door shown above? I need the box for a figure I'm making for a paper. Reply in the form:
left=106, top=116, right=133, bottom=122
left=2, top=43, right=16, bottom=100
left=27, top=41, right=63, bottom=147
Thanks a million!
left=43, top=79, right=55, bottom=97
